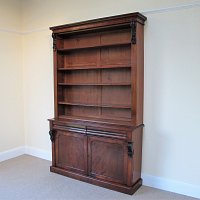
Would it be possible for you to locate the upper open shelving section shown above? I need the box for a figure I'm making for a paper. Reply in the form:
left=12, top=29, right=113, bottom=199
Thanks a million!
left=50, top=12, right=146, bottom=126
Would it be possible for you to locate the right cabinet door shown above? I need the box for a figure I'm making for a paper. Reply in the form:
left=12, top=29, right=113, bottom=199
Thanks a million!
left=88, top=135, right=128, bottom=184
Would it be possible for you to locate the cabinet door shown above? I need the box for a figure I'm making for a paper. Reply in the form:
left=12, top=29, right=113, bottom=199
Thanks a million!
left=88, top=136, right=128, bottom=184
left=55, top=130, right=87, bottom=175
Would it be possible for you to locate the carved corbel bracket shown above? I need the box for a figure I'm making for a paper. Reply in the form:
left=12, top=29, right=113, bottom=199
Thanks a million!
left=130, top=21, right=136, bottom=44
left=127, top=142, right=134, bottom=157
left=52, top=33, right=57, bottom=51
left=49, top=129, right=56, bottom=142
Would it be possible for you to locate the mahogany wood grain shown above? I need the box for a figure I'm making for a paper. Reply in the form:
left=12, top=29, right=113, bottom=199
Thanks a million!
left=88, top=136, right=127, bottom=184
left=55, top=130, right=87, bottom=175
left=49, top=12, right=146, bottom=195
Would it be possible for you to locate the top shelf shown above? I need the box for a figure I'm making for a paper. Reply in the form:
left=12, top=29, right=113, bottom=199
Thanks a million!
left=57, top=42, right=131, bottom=53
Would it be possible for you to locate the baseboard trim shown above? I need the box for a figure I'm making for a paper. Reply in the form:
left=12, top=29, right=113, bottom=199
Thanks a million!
left=0, top=146, right=51, bottom=162
left=25, top=146, right=51, bottom=161
left=1, top=147, right=199, bottom=198
left=142, top=173, right=200, bottom=199
left=0, top=146, right=25, bottom=162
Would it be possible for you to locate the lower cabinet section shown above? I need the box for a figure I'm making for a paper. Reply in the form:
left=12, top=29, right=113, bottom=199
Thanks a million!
left=50, top=125, right=143, bottom=195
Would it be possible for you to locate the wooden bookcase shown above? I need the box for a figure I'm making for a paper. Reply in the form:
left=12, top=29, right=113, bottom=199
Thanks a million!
left=49, top=12, right=146, bottom=194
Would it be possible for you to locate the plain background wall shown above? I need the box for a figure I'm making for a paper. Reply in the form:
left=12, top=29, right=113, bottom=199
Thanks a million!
left=22, top=31, right=53, bottom=151
left=143, top=7, right=200, bottom=185
left=0, top=0, right=24, bottom=152
left=0, top=0, right=200, bottom=197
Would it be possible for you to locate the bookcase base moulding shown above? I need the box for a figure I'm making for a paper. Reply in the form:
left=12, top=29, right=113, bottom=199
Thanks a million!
left=48, top=12, right=146, bottom=195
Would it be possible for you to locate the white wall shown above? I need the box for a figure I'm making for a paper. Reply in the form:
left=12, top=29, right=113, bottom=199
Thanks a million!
left=22, top=31, right=53, bottom=151
left=142, top=8, right=200, bottom=196
left=0, top=0, right=24, bottom=152
left=143, top=7, right=200, bottom=184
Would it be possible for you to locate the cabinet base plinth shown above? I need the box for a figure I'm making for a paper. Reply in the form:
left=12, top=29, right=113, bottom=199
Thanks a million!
left=50, top=166, right=142, bottom=195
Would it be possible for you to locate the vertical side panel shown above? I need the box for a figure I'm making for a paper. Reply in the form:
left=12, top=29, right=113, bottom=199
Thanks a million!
left=132, top=127, right=143, bottom=184
left=131, top=23, right=144, bottom=125
left=136, top=23, right=144, bottom=125
left=53, top=49, right=58, bottom=117
left=49, top=121, right=56, bottom=166
left=131, top=25, right=137, bottom=122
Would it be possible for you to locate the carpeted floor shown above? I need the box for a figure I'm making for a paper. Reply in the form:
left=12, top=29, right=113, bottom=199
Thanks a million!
left=0, top=155, right=197, bottom=200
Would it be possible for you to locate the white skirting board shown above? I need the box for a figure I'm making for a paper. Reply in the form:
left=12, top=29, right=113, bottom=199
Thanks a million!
left=24, top=146, right=51, bottom=161
left=0, top=146, right=199, bottom=199
left=0, top=146, right=51, bottom=162
left=0, top=146, right=25, bottom=162
left=142, top=173, right=200, bottom=199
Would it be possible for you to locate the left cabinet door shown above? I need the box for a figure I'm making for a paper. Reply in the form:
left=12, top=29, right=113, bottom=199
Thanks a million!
left=54, top=130, right=87, bottom=175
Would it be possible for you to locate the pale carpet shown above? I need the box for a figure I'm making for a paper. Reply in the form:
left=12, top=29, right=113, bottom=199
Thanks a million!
left=0, top=155, right=197, bottom=200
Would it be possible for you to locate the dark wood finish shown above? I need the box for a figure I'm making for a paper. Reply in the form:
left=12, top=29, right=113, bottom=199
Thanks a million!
left=49, top=12, right=146, bottom=195
left=55, top=130, right=87, bottom=175
left=88, top=136, right=128, bottom=184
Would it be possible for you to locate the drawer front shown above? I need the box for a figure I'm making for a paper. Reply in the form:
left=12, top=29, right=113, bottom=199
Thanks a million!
left=54, top=130, right=87, bottom=175
left=88, top=135, right=128, bottom=184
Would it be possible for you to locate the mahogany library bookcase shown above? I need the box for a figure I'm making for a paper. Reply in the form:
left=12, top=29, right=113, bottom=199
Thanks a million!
left=48, top=12, right=147, bottom=194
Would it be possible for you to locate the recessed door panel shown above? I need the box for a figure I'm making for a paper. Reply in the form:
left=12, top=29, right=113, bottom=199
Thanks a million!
left=55, top=130, right=87, bottom=175
left=88, top=136, right=127, bottom=184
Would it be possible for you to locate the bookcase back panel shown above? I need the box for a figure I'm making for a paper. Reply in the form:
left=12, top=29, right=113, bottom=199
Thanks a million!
left=101, top=107, right=131, bottom=119
left=58, top=71, right=65, bottom=83
left=101, top=86, right=131, bottom=106
left=100, top=29, right=130, bottom=45
left=61, top=46, right=131, bottom=69
left=65, top=105, right=100, bottom=117
left=62, top=86, right=131, bottom=107
left=101, top=68, right=131, bottom=84
left=58, top=104, right=65, bottom=115
left=100, top=46, right=131, bottom=66
left=57, top=54, right=64, bottom=67
left=64, top=49, right=98, bottom=68
left=63, top=33, right=100, bottom=50
left=58, top=68, right=131, bottom=84
left=58, top=86, right=64, bottom=101
left=64, top=86, right=101, bottom=105
left=63, top=105, right=131, bottom=120
left=63, top=70, right=101, bottom=84
left=62, top=29, right=130, bottom=50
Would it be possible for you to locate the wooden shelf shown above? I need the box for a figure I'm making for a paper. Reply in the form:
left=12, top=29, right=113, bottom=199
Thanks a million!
left=57, top=65, right=131, bottom=71
left=58, top=101, right=131, bottom=109
left=58, top=83, right=131, bottom=86
left=57, top=42, right=130, bottom=52
left=57, top=115, right=133, bottom=127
